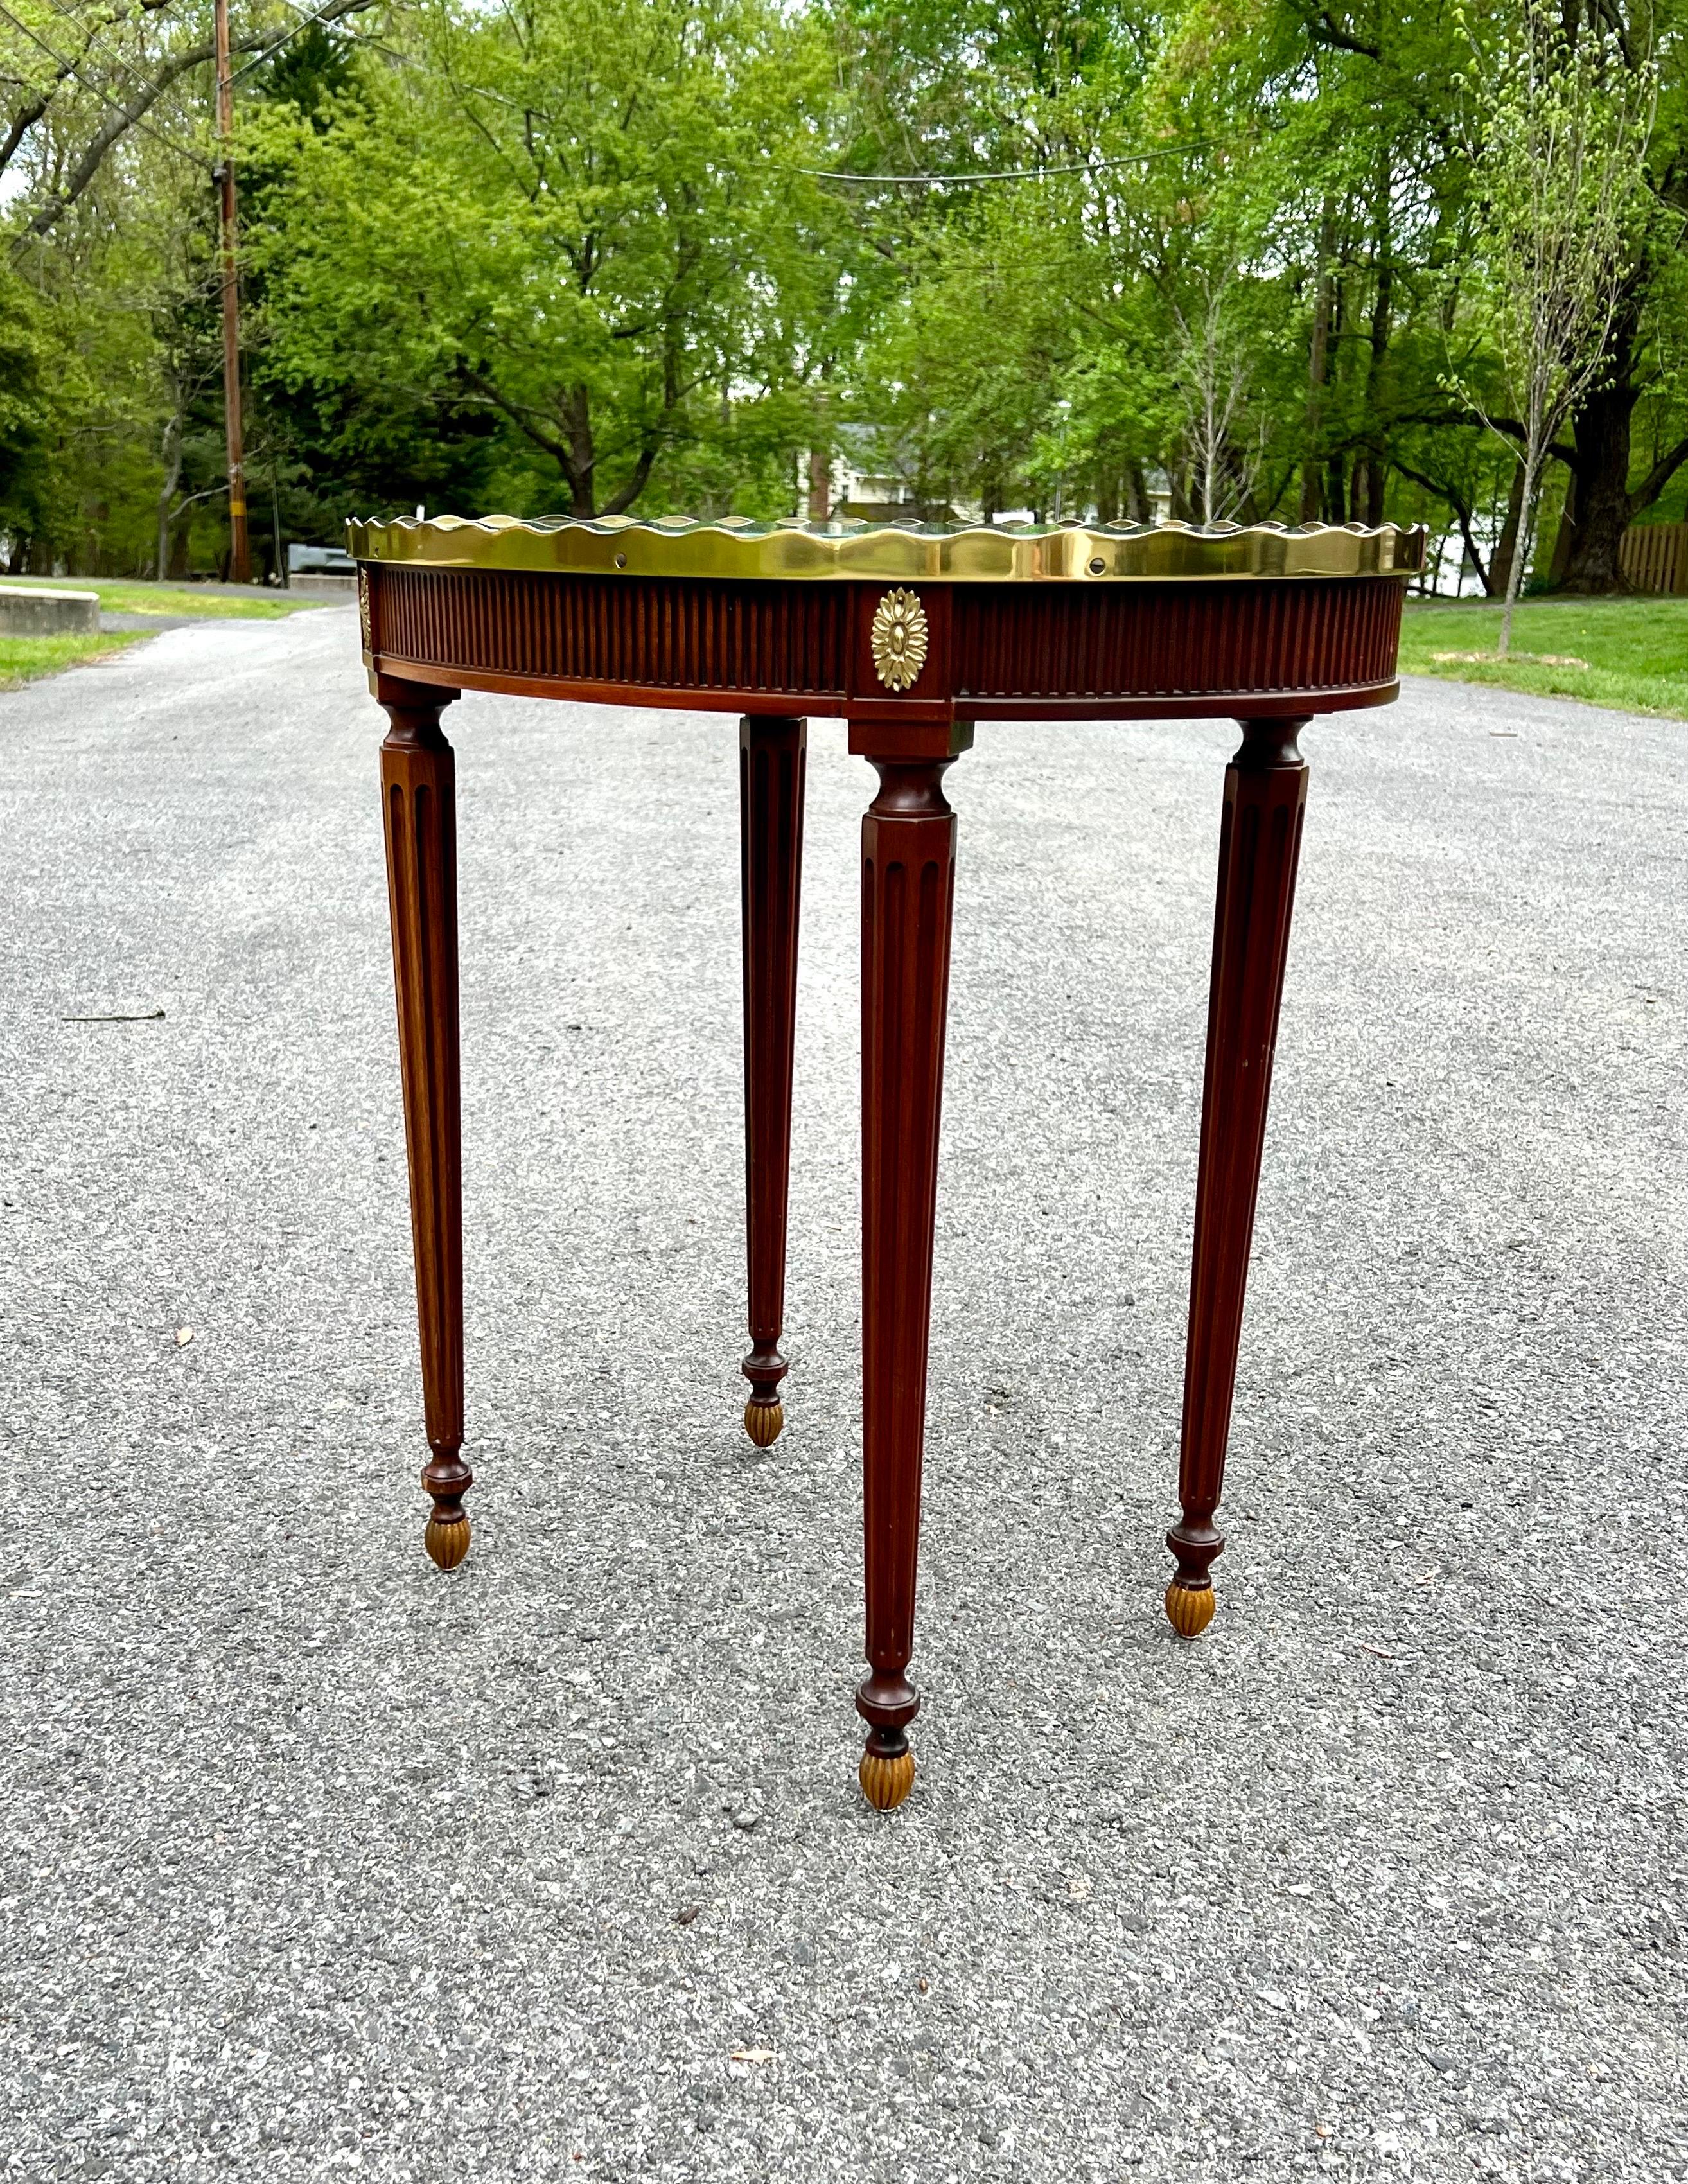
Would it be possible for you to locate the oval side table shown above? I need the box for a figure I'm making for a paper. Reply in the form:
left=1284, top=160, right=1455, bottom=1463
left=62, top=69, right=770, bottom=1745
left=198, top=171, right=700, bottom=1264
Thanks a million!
left=346, top=513, right=1427, bottom=1811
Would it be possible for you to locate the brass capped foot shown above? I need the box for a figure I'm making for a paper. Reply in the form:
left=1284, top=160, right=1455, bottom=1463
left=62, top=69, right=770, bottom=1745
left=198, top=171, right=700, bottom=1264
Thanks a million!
left=1165, top=1577, right=1215, bottom=1639
left=425, top=1513, right=471, bottom=1571
left=858, top=1743, right=915, bottom=1811
left=743, top=1397, right=784, bottom=1448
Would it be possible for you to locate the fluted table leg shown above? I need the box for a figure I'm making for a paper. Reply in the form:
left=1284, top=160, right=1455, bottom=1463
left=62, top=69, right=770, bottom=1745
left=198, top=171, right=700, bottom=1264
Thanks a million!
left=377, top=674, right=471, bottom=1571
left=739, top=715, right=807, bottom=1446
left=1168, top=716, right=1310, bottom=1635
left=854, top=719, right=971, bottom=1810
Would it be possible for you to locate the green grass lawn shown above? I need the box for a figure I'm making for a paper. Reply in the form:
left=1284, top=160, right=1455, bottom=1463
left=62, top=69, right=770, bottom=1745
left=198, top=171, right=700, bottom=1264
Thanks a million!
left=0, top=629, right=153, bottom=692
left=0, top=574, right=331, bottom=691
left=0, top=575, right=326, bottom=619
left=1398, top=594, right=1688, bottom=719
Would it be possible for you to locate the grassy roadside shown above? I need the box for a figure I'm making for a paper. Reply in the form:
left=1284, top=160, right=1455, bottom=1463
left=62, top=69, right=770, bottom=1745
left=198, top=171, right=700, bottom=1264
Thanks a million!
left=0, top=574, right=331, bottom=691
left=1398, top=595, right=1688, bottom=719
left=0, top=575, right=327, bottom=620
left=0, top=630, right=153, bottom=692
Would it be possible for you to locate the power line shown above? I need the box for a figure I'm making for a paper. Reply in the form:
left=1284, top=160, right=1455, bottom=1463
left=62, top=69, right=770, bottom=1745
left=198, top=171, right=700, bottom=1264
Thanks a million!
left=215, top=0, right=251, bottom=583
left=1, top=0, right=373, bottom=181
left=229, top=0, right=367, bottom=88
left=804, top=139, right=1217, bottom=185
left=0, top=1, right=212, bottom=169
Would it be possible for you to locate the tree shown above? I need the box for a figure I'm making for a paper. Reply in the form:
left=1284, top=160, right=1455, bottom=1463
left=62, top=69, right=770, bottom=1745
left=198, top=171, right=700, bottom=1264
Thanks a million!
left=4, top=0, right=1682, bottom=581
left=1, top=0, right=374, bottom=251
left=1455, top=0, right=1656, bottom=649
left=251, top=0, right=840, bottom=518
left=1166, top=267, right=1263, bottom=522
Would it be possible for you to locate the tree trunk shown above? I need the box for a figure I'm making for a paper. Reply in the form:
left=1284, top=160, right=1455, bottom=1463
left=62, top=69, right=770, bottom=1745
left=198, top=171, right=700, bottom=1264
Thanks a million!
left=1357, top=173, right=1393, bottom=525
left=1125, top=462, right=1149, bottom=524
left=1452, top=504, right=1491, bottom=595
left=1489, top=457, right=1527, bottom=601
left=808, top=445, right=830, bottom=522
left=563, top=385, right=594, bottom=516
left=1497, top=450, right=1542, bottom=658
left=1547, top=467, right=1578, bottom=586
left=155, top=410, right=183, bottom=581
left=1299, top=218, right=1335, bottom=524
left=1231, top=452, right=1262, bottom=525
left=1558, top=367, right=1640, bottom=594
left=1428, top=524, right=1453, bottom=596
left=1551, top=299, right=1645, bottom=595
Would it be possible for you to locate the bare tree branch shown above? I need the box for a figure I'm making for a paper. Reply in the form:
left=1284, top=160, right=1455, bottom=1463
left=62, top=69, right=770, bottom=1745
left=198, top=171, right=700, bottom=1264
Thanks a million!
left=6, top=0, right=375, bottom=251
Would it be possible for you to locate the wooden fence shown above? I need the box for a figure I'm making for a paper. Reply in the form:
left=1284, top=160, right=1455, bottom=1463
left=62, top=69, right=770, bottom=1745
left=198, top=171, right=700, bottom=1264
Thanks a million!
left=1619, top=522, right=1688, bottom=595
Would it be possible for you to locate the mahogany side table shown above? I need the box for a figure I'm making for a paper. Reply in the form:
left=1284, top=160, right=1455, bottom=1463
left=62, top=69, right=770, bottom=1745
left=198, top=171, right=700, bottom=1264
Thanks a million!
left=346, top=513, right=1425, bottom=1810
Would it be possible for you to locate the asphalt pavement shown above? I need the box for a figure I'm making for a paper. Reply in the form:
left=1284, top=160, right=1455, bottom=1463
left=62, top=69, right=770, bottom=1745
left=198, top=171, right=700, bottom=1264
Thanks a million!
left=2, top=604, right=1684, bottom=2181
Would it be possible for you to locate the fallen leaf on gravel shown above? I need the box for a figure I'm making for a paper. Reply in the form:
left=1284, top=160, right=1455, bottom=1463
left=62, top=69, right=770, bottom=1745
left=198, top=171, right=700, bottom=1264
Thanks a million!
left=175, top=1327, right=193, bottom=1347
left=60, top=1008, right=166, bottom=1023
left=674, top=1905, right=701, bottom=1926
left=729, top=2048, right=776, bottom=2064
left=1351, top=1641, right=1393, bottom=1659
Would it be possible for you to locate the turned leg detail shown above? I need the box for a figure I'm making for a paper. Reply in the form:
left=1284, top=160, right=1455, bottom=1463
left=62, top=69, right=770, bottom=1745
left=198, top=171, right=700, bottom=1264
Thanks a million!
left=1168, top=716, right=1310, bottom=1635
left=854, top=721, right=971, bottom=1808
left=739, top=716, right=807, bottom=1447
left=378, top=676, right=470, bottom=1571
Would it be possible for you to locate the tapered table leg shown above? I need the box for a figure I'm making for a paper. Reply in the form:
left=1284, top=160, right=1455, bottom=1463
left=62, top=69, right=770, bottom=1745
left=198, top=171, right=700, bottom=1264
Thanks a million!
left=1168, top=716, right=1310, bottom=1635
left=739, top=716, right=807, bottom=1446
left=854, top=719, right=971, bottom=1809
left=377, top=674, right=471, bottom=1571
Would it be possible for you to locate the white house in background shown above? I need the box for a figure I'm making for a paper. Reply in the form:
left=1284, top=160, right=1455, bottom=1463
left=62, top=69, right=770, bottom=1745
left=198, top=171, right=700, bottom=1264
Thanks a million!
left=801, top=428, right=1174, bottom=526
left=803, top=427, right=922, bottom=521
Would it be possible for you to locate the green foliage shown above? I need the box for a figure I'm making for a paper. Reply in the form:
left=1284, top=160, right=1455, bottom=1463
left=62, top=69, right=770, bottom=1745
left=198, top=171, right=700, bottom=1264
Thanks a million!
left=0, top=269, right=58, bottom=534
left=1448, top=0, right=1659, bottom=644
left=1, top=0, right=1684, bottom=594
left=247, top=0, right=845, bottom=518
left=0, top=630, right=149, bottom=690
left=1398, top=593, right=1688, bottom=713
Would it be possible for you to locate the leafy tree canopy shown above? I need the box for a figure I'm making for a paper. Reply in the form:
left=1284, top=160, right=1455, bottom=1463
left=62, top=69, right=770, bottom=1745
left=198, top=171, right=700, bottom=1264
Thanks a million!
left=1, top=0, right=1682, bottom=591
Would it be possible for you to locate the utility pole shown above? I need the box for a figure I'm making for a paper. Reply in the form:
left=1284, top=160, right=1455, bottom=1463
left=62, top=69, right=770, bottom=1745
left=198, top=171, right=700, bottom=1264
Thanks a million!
left=213, top=0, right=251, bottom=583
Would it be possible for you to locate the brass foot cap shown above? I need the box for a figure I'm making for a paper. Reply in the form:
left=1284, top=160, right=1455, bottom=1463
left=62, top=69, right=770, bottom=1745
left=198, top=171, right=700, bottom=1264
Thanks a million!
left=425, top=1514, right=471, bottom=1571
left=859, top=1745, right=915, bottom=1811
left=743, top=1398, right=784, bottom=1449
left=1165, top=1577, right=1215, bottom=1639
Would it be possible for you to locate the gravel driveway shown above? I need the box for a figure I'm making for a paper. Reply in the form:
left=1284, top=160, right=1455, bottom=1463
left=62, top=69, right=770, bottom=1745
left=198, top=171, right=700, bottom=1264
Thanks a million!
left=3, top=606, right=1683, bottom=2181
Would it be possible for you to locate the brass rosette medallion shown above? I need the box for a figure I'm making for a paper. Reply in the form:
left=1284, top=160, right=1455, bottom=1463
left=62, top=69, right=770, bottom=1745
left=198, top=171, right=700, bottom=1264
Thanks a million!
left=870, top=587, right=928, bottom=691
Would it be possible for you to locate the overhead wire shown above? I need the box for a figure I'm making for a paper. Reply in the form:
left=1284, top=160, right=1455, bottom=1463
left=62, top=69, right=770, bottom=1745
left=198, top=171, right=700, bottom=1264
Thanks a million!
left=1, top=0, right=376, bottom=184
left=0, top=1, right=212, bottom=170
left=804, top=139, right=1218, bottom=185
left=229, top=0, right=371, bottom=88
